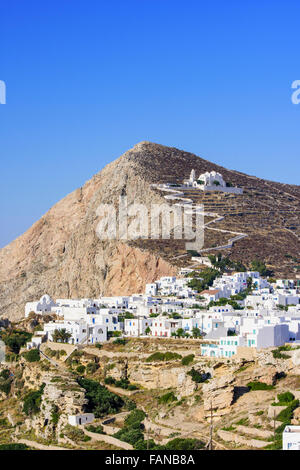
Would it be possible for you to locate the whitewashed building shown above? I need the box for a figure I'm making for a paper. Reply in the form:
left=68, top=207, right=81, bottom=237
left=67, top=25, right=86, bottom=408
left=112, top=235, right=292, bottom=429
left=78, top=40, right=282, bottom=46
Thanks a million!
left=124, top=317, right=152, bottom=336
left=25, top=294, right=57, bottom=318
left=283, top=426, right=300, bottom=450
left=68, top=413, right=95, bottom=426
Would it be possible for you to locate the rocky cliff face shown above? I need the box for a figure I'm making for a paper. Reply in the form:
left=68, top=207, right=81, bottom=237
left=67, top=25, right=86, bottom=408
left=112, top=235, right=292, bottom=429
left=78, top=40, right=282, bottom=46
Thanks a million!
left=0, top=143, right=179, bottom=321
left=0, top=141, right=299, bottom=321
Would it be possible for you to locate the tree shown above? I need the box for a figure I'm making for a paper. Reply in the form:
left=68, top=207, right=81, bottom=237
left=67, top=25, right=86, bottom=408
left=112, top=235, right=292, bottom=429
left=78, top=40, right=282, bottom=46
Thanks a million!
left=250, top=259, right=272, bottom=277
left=23, top=348, right=40, bottom=362
left=176, top=328, right=185, bottom=338
left=145, top=326, right=151, bottom=336
left=23, top=384, right=45, bottom=416
left=246, top=277, right=253, bottom=290
left=1, top=329, right=32, bottom=354
left=192, top=327, right=201, bottom=339
left=78, top=378, right=124, bottom=418
left=52, top=328, right=72, bottom=343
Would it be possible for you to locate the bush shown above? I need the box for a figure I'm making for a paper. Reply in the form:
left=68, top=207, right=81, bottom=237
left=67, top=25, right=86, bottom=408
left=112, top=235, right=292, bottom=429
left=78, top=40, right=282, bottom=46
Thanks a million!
left=114, top=408, right=146, bottom=445
left=0, top=329, right=32, bottom=354
left=123, top=397, right=137, bottom=411
left=187, top=368, right=210, bottom=383
left=86, top=424, right=105, bottom=434
left=113, top=338, right=127, bottom=346
left=0, top=380, right=11, bottom=395
left=0, top=369, right=10, bottom=380
left=95, top=343, right=103, bottom=349
left=276, top=400, right=299, bottom=422
left=124, top=409, right=146, bottom=427
left=23, top=384, right=45, bottom=416
left=247, top=381, right=274, bottom=391
left=0, top=443, right=29, bottom=450
left=146, top=352, right=182, bottom=362
left=181, top=354, right=194, bottom=366
left=23, top=349, right=40, bottom=362
left=51, top=404, right=60, bottom=425
left=78, top=377, right=124, bottom=418
left=277, top=392, right=295, bottom=404
left=158, top=391, right=177, bottom=405
left=64, top=424, right=90, bottom=442
left=134, top=439, right=161, bottom=450
left=165, top=438, right=205, bottom=450
left=86, top=362, right=99, bottom=374
left=104, top=376, right=116, bottom=385
left=76, top=365, right=86, bottom=374
left=272, top=349, right=290, bottom=359
left=114, top=427, right=144, bottom=446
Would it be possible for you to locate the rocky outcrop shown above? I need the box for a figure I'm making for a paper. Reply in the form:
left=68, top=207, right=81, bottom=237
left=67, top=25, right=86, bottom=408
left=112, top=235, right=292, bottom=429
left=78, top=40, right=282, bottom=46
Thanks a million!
left=26, top=372, right=87, bottom=440
left=203, top=374, right=235, bottom=415
left=108, top=360, right=198, bottom=397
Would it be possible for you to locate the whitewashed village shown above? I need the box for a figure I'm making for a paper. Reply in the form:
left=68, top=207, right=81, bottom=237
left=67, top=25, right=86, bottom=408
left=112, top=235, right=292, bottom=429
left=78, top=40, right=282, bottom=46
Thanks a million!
left=21, top=265, right=300, bottom=450
left=25, top=269, right=300, bottom=357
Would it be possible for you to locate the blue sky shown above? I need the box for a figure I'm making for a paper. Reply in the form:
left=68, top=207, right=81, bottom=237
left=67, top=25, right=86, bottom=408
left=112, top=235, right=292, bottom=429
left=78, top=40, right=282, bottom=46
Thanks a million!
left=1, top=0, right=300, bottom=248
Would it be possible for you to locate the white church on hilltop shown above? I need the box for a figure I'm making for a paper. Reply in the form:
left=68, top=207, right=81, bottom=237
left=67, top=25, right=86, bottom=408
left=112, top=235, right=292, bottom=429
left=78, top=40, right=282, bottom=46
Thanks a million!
left=183, top=169, right=243, bottom=194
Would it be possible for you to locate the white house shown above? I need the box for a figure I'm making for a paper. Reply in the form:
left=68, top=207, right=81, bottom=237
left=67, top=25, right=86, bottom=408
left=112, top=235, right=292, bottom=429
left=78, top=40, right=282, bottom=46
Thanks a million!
left=68, top=413, right=95, bottom=426
left=201, top=335, right=246, bottom=358
left=150, top=317, right=182, bottom=337
left=283, top=425, right=300, bottom=450
left=44, top=320, right=107, bottom=345
left=25, top=294, right=57, bottom=318
left=124, top=317, right=152, bottom=336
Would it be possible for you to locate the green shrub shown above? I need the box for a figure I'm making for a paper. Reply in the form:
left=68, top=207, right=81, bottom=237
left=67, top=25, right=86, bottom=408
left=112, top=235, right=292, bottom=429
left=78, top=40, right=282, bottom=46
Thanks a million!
left=0, top=443, right=29, bottom=450
left=51, top=404, right=60, bottom=425
left=76, top=365, right=86, bottom=374
left=0, top=369, right=10, bottom=380
left=277, top=392, right=295, bottom=404
left=165, top=438, right=205, bottom=450
left=86, top=424, right=105, bottom=434
left=276, top=400, right=299, bottom=422
left=0, top=329, right=32, bottom=354
left=146, top=352, right=182, bottom=362
left=104, top=376, right=116, bottom=385
left=78, top=377, right=124, bottom=418
left=235, top=417, right=249, bottom=426
left=123, top=398, right=137, bottom=411
left=134, top=439, right=161, bottom=450
left=247, top=381, right=274, bottom=391
left=158, top=391, right=177, bottom=404
left=272, top=349, right=290, bottom=359
left=114, top=427, right=144, bottom=445
left=181, top=354, right=194, bottom=366
left=187, top=367, right=210, bottom=383
left=114, top=408, right=146, bottom=446
left=86, top=362, right=99, bottom=374
left=23, top=384, right=45, bottom=416
left=124, top=409, right=146, bottom=427
left=64, top=424, right=90, bottom=442
left=113, top=338, right=127, bottom=346
left=23, top=349, right=40, bottom=362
